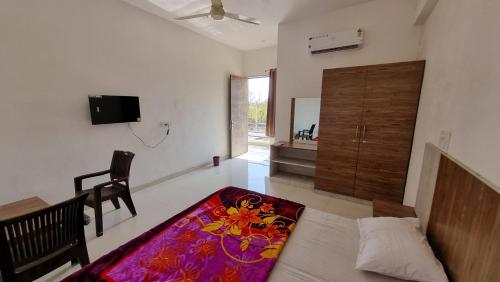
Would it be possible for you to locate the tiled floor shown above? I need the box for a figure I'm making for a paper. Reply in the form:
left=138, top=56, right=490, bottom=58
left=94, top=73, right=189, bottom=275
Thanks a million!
left=237, top=144, right=270, bottom=165
left=38, top=156, right=371, bottom=281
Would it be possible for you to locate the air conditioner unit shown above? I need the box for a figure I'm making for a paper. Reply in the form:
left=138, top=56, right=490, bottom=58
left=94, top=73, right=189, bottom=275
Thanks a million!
left=309, top=29, right=364, bottom=54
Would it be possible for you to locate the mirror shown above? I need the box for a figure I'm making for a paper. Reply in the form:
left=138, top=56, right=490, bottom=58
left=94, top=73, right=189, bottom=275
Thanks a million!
left=290, top=98, right=320, bottom=144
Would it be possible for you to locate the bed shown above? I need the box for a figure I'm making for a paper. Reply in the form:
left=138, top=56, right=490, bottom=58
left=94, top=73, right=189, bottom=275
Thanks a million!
left=64, top=143, right=500, bottom=282
left=269, top=208, right=402, bottom=282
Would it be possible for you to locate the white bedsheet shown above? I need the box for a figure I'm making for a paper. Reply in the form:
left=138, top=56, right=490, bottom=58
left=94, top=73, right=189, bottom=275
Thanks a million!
left=269, top=208, right=404, bottom=282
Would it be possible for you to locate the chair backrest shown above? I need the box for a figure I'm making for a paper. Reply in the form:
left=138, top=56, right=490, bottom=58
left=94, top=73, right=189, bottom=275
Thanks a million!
left=0, top=194, right=87, bottom=276
left=110, top=150, right=135, bottom=180
left=309, top=124, right=316, bottom=135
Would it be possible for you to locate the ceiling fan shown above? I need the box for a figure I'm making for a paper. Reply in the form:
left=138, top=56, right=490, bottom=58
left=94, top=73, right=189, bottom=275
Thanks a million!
left=175, top=0, right=260, bottom=25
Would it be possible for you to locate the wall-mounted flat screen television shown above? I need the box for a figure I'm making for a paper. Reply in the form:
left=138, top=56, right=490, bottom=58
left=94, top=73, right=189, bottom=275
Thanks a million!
left=89, top=95, right=141, bottom=125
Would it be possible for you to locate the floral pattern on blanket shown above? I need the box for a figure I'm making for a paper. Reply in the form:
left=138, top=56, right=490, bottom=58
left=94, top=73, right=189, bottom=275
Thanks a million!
left=95, top=187, right=304, bottom=282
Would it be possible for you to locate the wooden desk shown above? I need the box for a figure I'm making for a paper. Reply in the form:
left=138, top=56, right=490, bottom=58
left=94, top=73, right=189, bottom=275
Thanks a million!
left=0, top=197, right=49, bottom=220
left=373, top=199, right=416, bottom=218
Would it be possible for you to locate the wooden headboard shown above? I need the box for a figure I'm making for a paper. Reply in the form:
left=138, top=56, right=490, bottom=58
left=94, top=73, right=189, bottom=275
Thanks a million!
left=415, top=144, right=500, bottom=281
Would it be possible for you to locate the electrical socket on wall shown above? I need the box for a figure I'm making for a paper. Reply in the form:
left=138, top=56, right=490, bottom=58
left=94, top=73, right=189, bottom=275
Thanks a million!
left=160, top=122, right=171, bottom=135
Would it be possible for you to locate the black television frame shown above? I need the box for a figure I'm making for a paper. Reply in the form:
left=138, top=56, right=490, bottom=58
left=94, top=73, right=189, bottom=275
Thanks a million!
left=88, top=95, right=141, bottom=125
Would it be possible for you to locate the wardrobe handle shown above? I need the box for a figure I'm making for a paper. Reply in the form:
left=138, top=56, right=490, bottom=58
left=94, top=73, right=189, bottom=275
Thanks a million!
left=353, top=125, right=360, bottom=142
left=361, top=125, right=367, bottom=143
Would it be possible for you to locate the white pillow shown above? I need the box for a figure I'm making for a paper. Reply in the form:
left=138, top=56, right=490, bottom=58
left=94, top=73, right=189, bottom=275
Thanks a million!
left=356, top=217, right=448, bottom=282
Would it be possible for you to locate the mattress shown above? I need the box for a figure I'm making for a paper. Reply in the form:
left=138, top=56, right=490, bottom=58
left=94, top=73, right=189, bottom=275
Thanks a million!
left=269, top=208, right=403, bottom=282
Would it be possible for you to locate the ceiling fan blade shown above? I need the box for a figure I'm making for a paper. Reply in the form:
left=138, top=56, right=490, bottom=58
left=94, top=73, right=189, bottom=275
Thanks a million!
left=225, top=13, right=261, bottom=25
left=175, top=13, right=211, bottom=20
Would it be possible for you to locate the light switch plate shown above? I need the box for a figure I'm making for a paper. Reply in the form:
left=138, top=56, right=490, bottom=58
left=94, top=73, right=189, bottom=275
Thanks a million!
left=438, top=130, right=452, bottom=152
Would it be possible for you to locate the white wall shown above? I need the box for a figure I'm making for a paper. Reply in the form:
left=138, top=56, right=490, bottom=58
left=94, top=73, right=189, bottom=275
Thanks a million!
left=0, top=0, right=242, bottom=205
left=275, top=0, right=422, bottom=142
left=415, top=0, right=439, bottom=25
left=243, top=46, right=277, bottom=77
left=405, top=0, right=500, bottom=205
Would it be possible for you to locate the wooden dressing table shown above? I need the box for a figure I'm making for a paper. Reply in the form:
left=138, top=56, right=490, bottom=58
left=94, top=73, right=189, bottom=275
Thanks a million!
left=270, top=142, right=317, bottom=180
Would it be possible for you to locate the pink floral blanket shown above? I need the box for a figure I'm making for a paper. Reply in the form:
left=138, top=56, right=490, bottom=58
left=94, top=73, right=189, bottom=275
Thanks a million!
left=63, top=187, right=305, bottom=282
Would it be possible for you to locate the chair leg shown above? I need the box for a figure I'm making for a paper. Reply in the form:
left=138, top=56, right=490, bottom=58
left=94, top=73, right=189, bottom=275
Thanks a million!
left=121, top=192, right=137, bottom=216
left=70, top=246, right=90, bottom=267
left=111, top=198, right=121, bottom=209
left=95, top=202, right=103, bottom=237
left=78, top=245, right=90, bottom=267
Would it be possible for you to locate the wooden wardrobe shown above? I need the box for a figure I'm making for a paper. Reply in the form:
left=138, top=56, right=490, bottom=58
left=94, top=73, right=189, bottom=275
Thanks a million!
left=315, top=61, right=425, bottom=203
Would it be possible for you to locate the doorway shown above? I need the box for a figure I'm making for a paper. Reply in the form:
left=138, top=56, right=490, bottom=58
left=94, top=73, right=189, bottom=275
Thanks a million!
left=246, top=76, right=270, bottom=164
left=230, top=75, right=270, bottom=165
left=248, top=77, right=270, bottom=144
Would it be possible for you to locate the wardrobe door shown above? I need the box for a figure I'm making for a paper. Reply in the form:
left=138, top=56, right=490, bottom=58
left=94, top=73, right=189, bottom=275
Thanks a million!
left=354, top=61, right=425, bottom=202
left=315, top=68, right=365, bottom=196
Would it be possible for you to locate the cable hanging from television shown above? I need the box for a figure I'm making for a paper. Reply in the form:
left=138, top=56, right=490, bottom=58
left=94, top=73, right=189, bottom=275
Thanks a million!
left=128, top=123, right=170, bottom=149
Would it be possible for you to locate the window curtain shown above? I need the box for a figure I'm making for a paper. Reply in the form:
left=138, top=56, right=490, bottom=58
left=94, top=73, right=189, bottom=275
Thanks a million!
left=266, top=68, right=277, bottom=137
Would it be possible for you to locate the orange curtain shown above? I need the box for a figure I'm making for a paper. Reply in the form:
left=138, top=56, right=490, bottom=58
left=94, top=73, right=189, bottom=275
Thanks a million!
left=266, top=68, right=277, bottom=137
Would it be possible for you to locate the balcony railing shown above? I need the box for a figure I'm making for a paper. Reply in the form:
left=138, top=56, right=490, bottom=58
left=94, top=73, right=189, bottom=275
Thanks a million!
left=248, top=121, right=266, bottom=133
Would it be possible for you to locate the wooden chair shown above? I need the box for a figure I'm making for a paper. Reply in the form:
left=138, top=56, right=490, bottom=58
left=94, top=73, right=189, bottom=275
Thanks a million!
left=0, top=195, right=89, bottom=282
left=74, top=151, right=137, bottom=237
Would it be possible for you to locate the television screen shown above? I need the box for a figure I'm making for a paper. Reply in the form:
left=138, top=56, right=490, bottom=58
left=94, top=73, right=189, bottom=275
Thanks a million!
left=89, top=95, right=141, bottom=125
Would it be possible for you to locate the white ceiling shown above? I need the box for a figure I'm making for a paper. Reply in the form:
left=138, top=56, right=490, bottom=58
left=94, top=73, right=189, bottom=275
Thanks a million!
left=121, top=0, right=373, bottom=51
